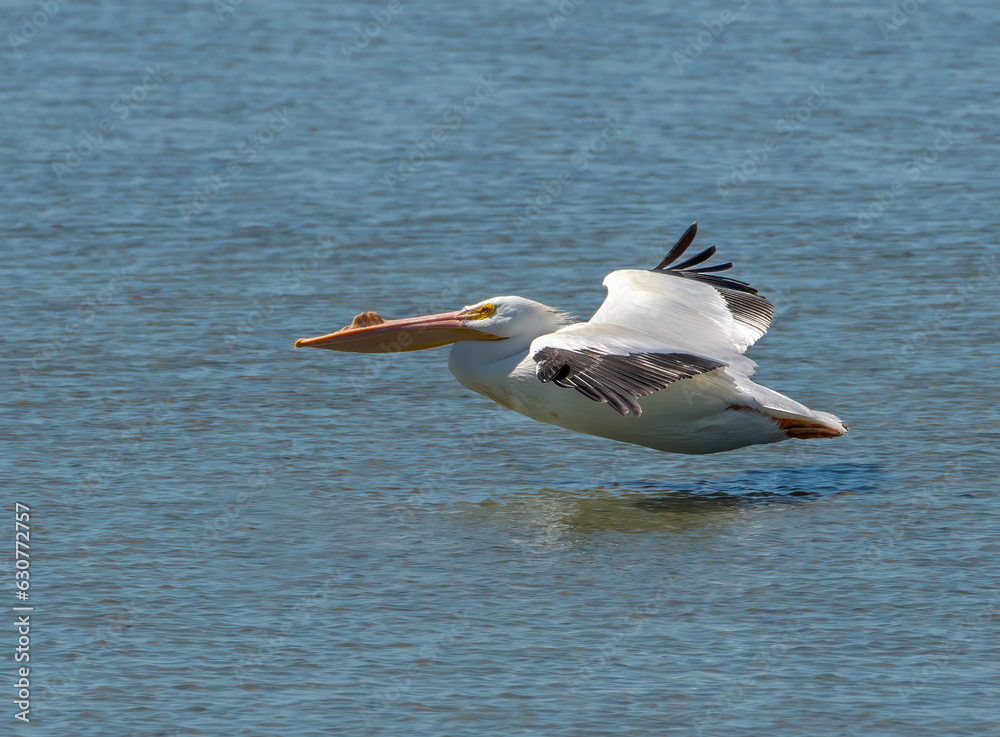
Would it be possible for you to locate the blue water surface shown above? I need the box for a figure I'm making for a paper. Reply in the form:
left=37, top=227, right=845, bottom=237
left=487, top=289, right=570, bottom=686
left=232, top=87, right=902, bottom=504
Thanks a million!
left=2, top=1, right=999, bottom=735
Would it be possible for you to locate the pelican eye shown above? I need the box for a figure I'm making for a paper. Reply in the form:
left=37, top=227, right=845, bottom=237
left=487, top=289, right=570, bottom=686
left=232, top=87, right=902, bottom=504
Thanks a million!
left=467, top=303, right=496, bottom=320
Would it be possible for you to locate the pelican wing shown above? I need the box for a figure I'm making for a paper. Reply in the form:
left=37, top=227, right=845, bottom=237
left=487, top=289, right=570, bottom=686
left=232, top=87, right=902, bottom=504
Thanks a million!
left=527, top=224, right=772, bottom=414
left=533, top=346, right=725, bottom=416
left=591, top=223, right=773, bottom=369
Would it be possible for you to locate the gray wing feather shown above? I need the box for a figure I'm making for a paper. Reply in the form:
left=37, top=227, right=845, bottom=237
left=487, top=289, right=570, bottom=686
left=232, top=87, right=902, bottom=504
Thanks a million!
left=534, top=347, right=726, bottom=416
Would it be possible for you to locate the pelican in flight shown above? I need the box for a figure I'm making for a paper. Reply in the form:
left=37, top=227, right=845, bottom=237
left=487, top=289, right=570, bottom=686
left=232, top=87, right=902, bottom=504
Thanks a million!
left=295, top=224, right=846, bottom=454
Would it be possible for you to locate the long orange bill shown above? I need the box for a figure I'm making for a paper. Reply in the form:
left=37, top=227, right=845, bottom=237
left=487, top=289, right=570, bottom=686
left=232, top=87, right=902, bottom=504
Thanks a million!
left=294, top=310, right=500, bottom=353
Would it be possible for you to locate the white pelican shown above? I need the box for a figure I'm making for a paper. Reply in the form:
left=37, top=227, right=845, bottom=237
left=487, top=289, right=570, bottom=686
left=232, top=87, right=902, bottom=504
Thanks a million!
left=295, top=224, right=846, bottom=454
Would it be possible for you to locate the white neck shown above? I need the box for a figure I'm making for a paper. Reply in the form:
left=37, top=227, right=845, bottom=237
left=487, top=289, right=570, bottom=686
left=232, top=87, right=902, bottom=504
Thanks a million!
left=447, top=304, right=567, bottom=401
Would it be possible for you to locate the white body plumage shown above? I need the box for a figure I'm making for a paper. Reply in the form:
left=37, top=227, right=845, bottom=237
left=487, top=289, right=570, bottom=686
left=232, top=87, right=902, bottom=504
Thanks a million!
left=297, top=224, right=847, bottom=455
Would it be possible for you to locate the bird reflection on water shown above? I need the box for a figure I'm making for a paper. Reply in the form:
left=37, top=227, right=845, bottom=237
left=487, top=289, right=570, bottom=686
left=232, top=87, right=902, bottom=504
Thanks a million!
left=622, top=463, right=881, bottom=514
left=483, top=464, right=881, bottom=543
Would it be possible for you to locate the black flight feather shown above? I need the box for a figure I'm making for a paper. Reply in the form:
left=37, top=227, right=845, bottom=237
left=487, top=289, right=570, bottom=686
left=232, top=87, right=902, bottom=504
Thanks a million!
left=648, top=225, right=775, bottom=336
left=534, top=347, right=726, bottom=417
left=653, top=222, right=698, bottom=270
left=671, top=245, right=717, bottom=271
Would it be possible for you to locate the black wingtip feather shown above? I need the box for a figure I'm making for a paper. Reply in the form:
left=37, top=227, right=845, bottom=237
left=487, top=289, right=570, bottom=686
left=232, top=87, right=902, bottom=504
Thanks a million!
left=650, top=225, right=759, bottom=295
left=672, top=245, right=717, bottom=271
left=653, top=222, right=698, bottom=270
left=687, top=262, right=733, bottom=274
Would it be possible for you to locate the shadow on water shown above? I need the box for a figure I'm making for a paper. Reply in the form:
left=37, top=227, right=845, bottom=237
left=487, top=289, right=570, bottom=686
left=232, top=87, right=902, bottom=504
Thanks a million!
left=462, top=464, right=883, bottom=542
left=618, top=463, right=883, bottom=515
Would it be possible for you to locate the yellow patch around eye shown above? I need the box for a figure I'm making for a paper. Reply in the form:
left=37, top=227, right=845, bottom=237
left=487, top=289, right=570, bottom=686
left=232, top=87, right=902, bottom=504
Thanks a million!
left=466, top=303, right=495, bottom=319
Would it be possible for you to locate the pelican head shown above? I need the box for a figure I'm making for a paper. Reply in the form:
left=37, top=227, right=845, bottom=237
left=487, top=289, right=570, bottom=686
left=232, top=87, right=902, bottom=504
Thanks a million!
left=294, top=296, right=568, bottom=354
